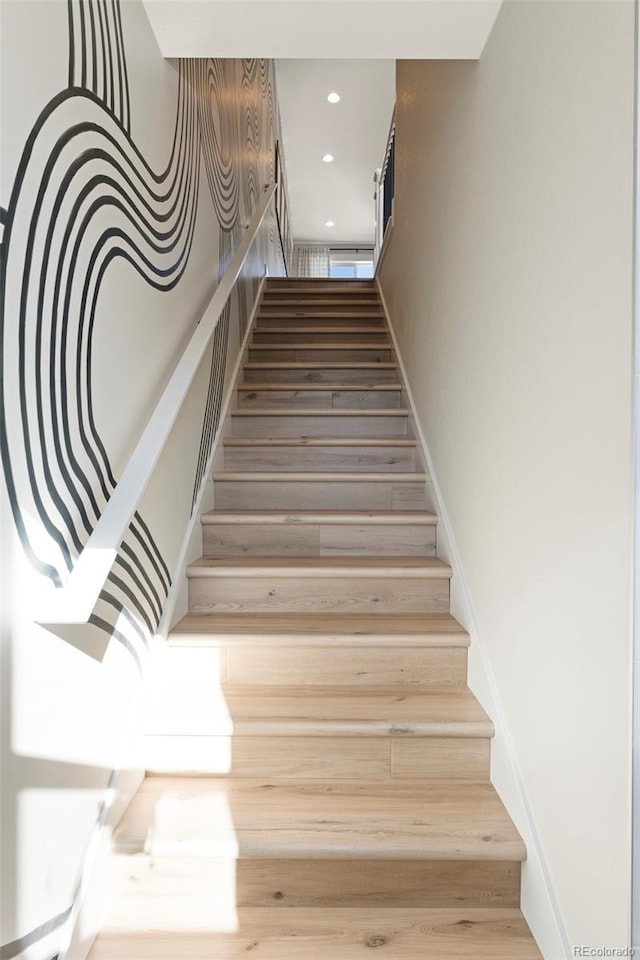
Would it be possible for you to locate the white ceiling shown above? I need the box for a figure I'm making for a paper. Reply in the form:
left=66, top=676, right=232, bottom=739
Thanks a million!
left=276, top=59, right=395, bottom=244
left=142, top=0, right=503, bottom=244
left=143, top=2, right=503, bottom=59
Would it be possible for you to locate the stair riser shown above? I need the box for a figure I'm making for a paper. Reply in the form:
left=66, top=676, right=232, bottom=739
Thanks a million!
left=259, top=307, right=384, bottom=318
left=236, top=388, right=402, bottom=409
left=144, top=649, right=469, bottom=734
left=225, top=645, right=464, bottom=685
left=261, top=300, right=381, bottom=308
left=223, top=446, right=416, bottom=472
left=188, top=575, right=450, bottom=615
left=111, top=855, right=519, bottom=909
left=248, top=347, right=393, bottom=362
left=213, top=479, right=426, bottom=510
left=256, top=317, right=387, bottom=330
left=202, top=521, right=436, bottom=557
left=266, top=280, right=376, bottom=290
left=230, top=414, right=407, bottom=438
left=252, top=331, right=390, bottom=344
left=144, top=735, right=489, bottom=780
left=262, top=291, right=380, bottom=300
left=243, top=366, right=397, bottom=383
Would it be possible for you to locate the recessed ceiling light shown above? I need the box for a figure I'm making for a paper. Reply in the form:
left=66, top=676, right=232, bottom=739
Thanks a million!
left=325, top=221, right=335, bottom=227
left=322, top=153, right=335, bottom=163
left=327, top=92, right=341, bottom=104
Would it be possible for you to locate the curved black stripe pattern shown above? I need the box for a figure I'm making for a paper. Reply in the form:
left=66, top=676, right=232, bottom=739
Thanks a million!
left=1, top=1, right=287, bottom=662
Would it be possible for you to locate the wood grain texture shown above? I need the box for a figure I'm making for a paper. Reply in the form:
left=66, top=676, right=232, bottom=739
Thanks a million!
left=169, top=612, right=469, bottom=646
left=391, top=737, right=490, bottom=780
left=236, top=385, right=403, bottom=409
left=212, top=476, right=426, bottom=510
left=252, top=327, right=390, bottom=342
left=223, top=440, right=417, bottom=473
left=224, top=645, right=466, bottom=686
left=188, top=574, right=450, bottom=615
left=242, top=362, right=398, bottom=383
left=113, top=777, right=527, bottom=861
left=100, top=856, right=520, bottom=913
left=144, top=735, right=391, bottom=779
left=202, top=513, right=436, bottom=556
left=248, top=348, right=393, bottom=364
left=230, top=409, right=409, bottom=438
left=89, top=908, right=543, bottom=959
left=256, top=316, right=387, bottom=329
left=187, top=557, right=451, bottom=614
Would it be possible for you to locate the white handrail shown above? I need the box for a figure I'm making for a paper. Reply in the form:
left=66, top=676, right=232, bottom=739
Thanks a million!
left=38, top=183, right=277, bottom=625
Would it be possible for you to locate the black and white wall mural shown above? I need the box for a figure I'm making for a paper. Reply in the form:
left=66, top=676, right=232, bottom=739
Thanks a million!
left=1, top=2, right=284, bottom=654
left=0, top=2, right=286, bottom=957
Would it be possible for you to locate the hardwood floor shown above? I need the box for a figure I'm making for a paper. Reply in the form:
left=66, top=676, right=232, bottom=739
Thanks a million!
left=88, top=278, right=542, bottom=959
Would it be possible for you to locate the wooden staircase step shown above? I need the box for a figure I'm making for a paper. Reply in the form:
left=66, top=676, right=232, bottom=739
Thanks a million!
left=202, top=509, right=437, bottom=524
left=144, top=683, right=493, bottom=778
left=258, top=310, right=386, bottom=320
left=266, top=278, right=376, bottom=287
left=202, top=507, right=434, bottom=555
left=222, top=438, right=417, bottom=473
left=242, top=361, right=397, bottom=383
left=212, top=472, right=427, bottom=509
left=144, top=735, right=489, bottom=781
left=252, top=326, right=389, bottom=342
left=187, top=556, right=451, bottom=616
left=113, top=777, right=527, bottom=861
left=89, top=907, right=544, bottom=958
left=91, top=905, right=542, bottom=958
left=223, top=437, right=416, bottom=445
left=187, top=555, right=452, bottom=577
left=170, top=611, right=468, bottom=646
left=147, top=683, right=493, bottom=737
left=237, top=384, right=402, bottom=409
left=229, top=409, right=408, bottom=438
left=256, top=315, right=387, bottom=329
left=248, top=345, right=393, bottom=362
left=261, top=298, right=382, bottom=307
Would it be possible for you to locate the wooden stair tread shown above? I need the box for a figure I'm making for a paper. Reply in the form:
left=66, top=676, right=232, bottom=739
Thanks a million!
left=114, top=777, right=526, bottom=861
left=187, top=557, right=452, bottom=578
left=170, top=612, right=468, bottom=646
left=232, top=407, right=407, bottom=416
left=258, top=311, right=385, bottom=317
left=201, top=510, right=437, bottom=524
left=238, top=382, right=401, bottom=390
left=249, top=342, right=391, bottom=350
left=254, top=325, right=386, bottom=333
left=185, top=684, right=494, bottom=737
left=262, top=299, right=382, bottom=305
left=213, top=471, right=426, bottom=482
left=89, top=907, right=542, bottom=959
left=243, top=361, right=396, bottom=369
left=223, top=437, right=416, bottom=447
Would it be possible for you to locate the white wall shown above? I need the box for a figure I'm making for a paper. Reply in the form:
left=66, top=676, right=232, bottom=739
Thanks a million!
left=379, top=3, right=634, bottom=955
left=0, top=3, right=285, bottom=958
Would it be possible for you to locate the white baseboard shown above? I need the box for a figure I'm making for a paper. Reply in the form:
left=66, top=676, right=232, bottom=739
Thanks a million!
left=376, top=277, right=570, bottom=960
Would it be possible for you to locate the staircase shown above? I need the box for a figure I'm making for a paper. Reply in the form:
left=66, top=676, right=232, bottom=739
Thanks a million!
left=89, top=279, right=543, bottom=958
